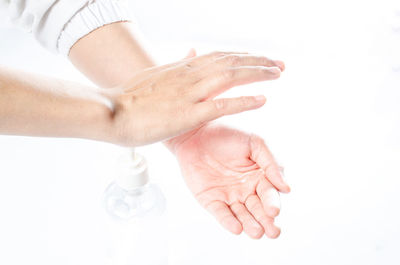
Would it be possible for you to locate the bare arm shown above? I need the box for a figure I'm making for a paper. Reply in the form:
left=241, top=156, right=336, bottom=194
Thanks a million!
left=67, top=22, right=289, bottom=240
left=68, top=22, right=284, bottom=148
left=0, top=66, right=113, bottom=141
left=69, top=22, right=155, bottom=88
left=0, top=47, right=278, bottom=146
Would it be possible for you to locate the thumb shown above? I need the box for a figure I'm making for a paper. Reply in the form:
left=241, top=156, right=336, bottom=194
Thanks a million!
left=191, top=95, right=267, bottom=126
left=185, top=48, right=197, bottom=59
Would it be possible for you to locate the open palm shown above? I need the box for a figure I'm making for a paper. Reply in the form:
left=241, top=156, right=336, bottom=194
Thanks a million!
left=167, top=124, right=290, bottom=239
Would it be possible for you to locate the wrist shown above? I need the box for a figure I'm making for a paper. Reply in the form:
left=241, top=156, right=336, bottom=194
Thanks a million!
left=66, top=87, right=117, bottom=144
left=98, top=88, right=144, bottom=147
left=163, top=125, right=205, bottom=154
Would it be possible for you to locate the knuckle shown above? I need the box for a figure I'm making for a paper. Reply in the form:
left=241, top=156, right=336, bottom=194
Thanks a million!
left=239, top=96, right=252, bottom=107
left=149, top=82, right=158, bottom=92
left=219, top=214, right=233, bottom=224
left=222, top=68, right=235, bottom=80
left=185, top=63, right=193, bottom=69
left=214, top=99, right=226, bottom=110
left=245, top=195, right=258, bottom=208
left=268, top=207, right=281, bottom=217
left=223, top=55, right=241, bottom=66
left=174, top=100, right=190, bottom=119
left=258, top=67, right=269, bottom=74
left=167, top=101, right=193, bottom=130
left=175, top=68, right=188, bottom=78
left=229, top=202, right=241, bottom=212
left=231, top=55, right=242, bottom=66
left=260, top=56, right=271, bottom=65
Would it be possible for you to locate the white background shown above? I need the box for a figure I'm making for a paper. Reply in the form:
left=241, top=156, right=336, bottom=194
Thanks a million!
left=1, top=0, right=400, bottom=264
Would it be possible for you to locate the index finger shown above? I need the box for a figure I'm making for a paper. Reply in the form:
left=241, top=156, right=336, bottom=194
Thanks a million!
left=192, top=66, right=281, bottom=101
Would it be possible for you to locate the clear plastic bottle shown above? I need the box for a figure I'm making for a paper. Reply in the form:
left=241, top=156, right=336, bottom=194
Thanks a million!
left=103, top=151, right=167, bottom=265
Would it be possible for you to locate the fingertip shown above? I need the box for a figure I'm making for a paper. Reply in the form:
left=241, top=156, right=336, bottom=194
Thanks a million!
left=254, top=95, right=267, bottom=107
left=222, top=217, right=243, bottom=235
left=186, top=48, right=197, bottom=59
left=268, top=66, right=281, bottom=78
left=266, top=226, right=281, bottom=239
left=254, top=94, right=266, bottom=102
left=230, top=222, right=243, bottom=235
left=246, top=225, right=265, bottom=239
left=251, top=229, right=265, bottom=239
left=271, top=170, right=290, bottom=194
left=274, top=60, right=286, bottom=72
left=280, top=169, right=291, bottom=193
left=279, top=184, right=291, bottom=194
left=269, top=228, right=281, bottom=239
left=267, top=206, right=281, bottom=218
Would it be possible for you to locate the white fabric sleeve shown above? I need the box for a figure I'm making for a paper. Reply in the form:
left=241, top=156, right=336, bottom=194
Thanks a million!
left=0, top=0, right=131, bottom=55
left=58, top=0, right=131, bottom=56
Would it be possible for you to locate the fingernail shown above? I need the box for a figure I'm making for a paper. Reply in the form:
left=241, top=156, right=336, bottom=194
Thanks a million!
left=269, top=66, right=282, bottom=74
left=274, top=60, right=286, bottom=71
left=278, top=168, right=290, bottom=192
left=254, top=95, right=266, bottom=102
left=280, top=178, right=291, bottom=192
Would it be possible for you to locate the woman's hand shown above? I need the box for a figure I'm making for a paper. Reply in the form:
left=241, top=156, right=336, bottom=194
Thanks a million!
left=166, top=123, right=290, bottom=239
left=105, top=51, right=284, bottom=146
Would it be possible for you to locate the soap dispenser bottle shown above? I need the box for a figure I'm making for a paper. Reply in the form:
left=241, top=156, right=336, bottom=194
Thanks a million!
left=103, top=150, right=167, bottom=265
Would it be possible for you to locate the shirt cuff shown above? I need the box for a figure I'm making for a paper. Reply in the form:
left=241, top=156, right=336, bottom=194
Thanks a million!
left=58, top=0, right=131, bottom=56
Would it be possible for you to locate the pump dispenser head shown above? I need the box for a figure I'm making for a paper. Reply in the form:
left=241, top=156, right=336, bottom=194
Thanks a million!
left=115, top=151, right=149, bottom=190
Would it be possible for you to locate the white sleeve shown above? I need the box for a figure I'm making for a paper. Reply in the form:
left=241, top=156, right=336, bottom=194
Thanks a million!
left=0, top=0, right=131, bottom=55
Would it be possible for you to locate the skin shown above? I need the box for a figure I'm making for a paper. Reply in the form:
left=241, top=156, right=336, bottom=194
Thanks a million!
left=69, top=22, right=290, bottom=238
left=0, top=49, right=281, bottom=145
left=0, top=66, right=113, bottom=141
left=105, top=51, right=281, bottom=146
left=168, top=124, right=290, bottom=239
left=69, top=22, right=155, bottom=88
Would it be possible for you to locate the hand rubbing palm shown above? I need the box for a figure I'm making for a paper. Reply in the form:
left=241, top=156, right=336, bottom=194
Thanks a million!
left=167, top=124, right=290, bottom=239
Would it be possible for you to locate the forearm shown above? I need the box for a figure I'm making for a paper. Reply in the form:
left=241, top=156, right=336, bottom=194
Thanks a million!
left=68, top=22, right=276, bottom=148
left=69, top=22, right=155, bottom=88
left=0, top=66, right=114, bottom=141
left=69, top=22, right=172, bottom=148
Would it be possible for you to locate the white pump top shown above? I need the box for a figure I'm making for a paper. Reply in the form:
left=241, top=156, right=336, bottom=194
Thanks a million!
left=115, top=151, right=149, bottom=190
